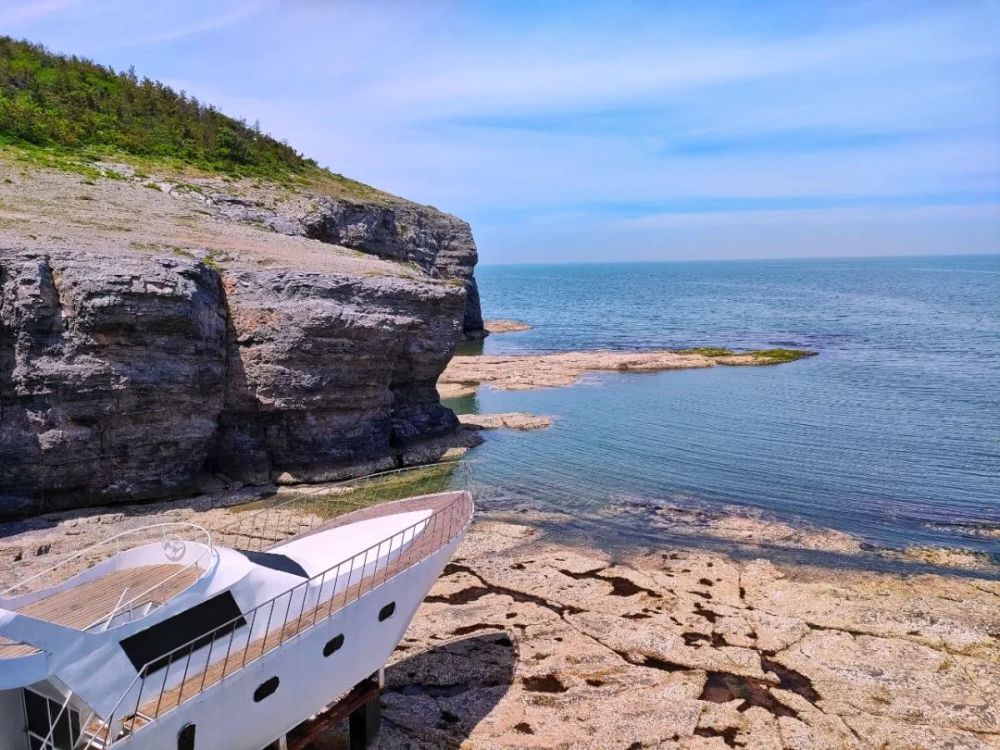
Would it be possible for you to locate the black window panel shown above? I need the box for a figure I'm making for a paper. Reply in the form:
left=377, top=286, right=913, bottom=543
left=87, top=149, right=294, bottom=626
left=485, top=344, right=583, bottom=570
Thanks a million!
left=178, top=723, right=196, bottom=750
left=22, top=690, right=79, bottom=750
left=239, top=550, right=308, bottom=578
left=323, top=634, right=344, bottom=657
left=24, top=689, right=49, bottom=737
left=53, top=704, right=73, bottom=748
left=119, top=591, right=246, bottom=672
left=29, top=737, right=44, bottom=750
left=253, top=676, right=280, bottom=702
left=378, top=602, right=396, bottom=621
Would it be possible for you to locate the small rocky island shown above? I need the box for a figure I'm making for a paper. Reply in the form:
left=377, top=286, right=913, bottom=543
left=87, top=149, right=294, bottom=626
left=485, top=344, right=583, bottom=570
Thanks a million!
left=440, top=347, right=815, bottom=396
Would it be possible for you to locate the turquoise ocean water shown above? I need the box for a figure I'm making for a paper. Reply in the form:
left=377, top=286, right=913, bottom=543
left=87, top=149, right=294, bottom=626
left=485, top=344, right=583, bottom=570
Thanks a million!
left=450, top=255, right=1000, bottom=563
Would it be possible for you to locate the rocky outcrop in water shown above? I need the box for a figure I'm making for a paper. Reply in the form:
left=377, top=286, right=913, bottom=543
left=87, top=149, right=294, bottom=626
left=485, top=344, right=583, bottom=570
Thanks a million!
left=0, top=248, right=467, bottom=517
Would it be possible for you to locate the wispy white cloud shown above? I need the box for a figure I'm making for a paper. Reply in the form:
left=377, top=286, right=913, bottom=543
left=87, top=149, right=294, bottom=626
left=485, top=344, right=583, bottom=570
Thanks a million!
left=0, top=0, right=82, bottom=28
left=122, top=2, right=269, bottom=47
left=6, top=0, right=1000, bottom=261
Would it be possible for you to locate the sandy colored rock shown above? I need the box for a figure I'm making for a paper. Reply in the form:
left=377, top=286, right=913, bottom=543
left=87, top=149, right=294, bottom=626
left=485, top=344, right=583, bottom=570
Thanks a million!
left=458, top=412, right=553, bottom=430
left=899, top=545, right=997, bottom=570
left=485, top=319, right=533, bottom=334
left=439, top=349, right=799, bottom=392
left=2, top=494, right=997, bottom=749
left=437, top=382, right=479, bottom=399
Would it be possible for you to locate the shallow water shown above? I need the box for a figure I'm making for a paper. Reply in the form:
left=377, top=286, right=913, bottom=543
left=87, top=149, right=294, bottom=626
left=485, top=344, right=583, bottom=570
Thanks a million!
left=454, top=255, right=1000, bottom=559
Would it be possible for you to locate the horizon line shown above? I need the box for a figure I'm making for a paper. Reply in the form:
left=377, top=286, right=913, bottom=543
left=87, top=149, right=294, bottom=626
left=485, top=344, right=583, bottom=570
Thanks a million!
left=477, top=249, right=1000, bottom=267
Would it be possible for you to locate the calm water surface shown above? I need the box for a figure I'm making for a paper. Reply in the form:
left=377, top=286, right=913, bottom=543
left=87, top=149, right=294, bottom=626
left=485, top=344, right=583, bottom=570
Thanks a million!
left=453, top=255, right=1000, bottom=559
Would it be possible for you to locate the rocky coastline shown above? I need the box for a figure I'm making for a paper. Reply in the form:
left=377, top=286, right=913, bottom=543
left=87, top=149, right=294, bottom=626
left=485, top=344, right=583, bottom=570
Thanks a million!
left=1, top=490, right=996, bottom=750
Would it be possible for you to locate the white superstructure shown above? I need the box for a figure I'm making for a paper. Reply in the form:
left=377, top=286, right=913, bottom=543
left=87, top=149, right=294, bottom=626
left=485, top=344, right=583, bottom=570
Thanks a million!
left=0, top=465, right=474, bottom=750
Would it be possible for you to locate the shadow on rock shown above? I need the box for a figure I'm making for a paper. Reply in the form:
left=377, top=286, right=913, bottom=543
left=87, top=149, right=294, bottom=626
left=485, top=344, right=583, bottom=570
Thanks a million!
left=377, top=631, right=517, bottom=749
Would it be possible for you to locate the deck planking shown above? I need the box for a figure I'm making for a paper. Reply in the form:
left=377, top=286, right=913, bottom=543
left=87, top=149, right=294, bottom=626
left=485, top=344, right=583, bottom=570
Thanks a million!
left=117, top=492, right=473, bottom=733
left=0, top=564, right=198, bottom=659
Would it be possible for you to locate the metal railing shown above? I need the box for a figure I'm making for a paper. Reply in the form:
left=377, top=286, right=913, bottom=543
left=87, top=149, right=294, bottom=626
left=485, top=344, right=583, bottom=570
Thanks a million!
left=86, top=465, right=473, bottom=747
left=1, top=523, right=214, bottom=634
left=215, top=461, right=467, bottom=553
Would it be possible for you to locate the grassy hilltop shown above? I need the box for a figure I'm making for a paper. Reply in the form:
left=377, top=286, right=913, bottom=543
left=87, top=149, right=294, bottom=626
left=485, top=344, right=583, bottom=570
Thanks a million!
left=0, top=36, right=387, bottom=204
left=0, top=36, right=311, bottom=177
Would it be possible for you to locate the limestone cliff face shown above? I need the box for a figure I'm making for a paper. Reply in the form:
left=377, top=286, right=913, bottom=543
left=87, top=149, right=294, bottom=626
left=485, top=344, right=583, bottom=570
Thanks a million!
left=218, top=195, right=486, bottom=337
left=210, top=267, right=464, bottom=485
left=0, top=248, right=467, bottom=518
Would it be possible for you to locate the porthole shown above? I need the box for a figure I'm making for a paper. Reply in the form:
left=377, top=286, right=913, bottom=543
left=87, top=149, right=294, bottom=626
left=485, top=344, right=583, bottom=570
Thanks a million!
left=253, top=676, right=280, bottom=703
left=323, top=633, right=345, bottom=657
left=178, top=723, right=196, bottom=750
left=378, top=602, right=396, bottom=622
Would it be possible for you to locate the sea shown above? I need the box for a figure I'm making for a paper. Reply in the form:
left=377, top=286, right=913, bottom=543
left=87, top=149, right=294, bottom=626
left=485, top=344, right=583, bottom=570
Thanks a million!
left=446, top=254, right=1000, bottom=565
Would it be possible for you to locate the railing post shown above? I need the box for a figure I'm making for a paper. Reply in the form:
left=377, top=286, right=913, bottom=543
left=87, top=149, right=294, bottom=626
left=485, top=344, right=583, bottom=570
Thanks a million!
left=176, top=642, right=195, bottom=705
left=261, top=599, right=276, bottom=658
left=129, top=670, right=145, bottom=734
left=312, top=569, right=327, bottom=627
left=344, top=554, right=356, bottom=601
left=152, top=653, right=173, bottom=720
left=295, top=580, right=309, bottom=635
left=326, top=562, right=344, bottom=617
left=357, top=548, right=370, bottom=602
left=242, top=607, right=259, bottom=668
left=198, top=630, right=218, bottom=693
left=280, top=589, right=294, bottom=643
left=221, top=619, right=238, bottom=678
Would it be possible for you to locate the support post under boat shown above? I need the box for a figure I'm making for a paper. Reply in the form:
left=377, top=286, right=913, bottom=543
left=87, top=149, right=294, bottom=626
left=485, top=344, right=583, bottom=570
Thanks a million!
left=280, top=669, right=383, bottom=750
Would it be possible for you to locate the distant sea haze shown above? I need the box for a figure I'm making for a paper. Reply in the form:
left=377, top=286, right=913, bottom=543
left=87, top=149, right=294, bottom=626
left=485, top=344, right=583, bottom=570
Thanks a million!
left=459, top=255, right=1000, bottom=558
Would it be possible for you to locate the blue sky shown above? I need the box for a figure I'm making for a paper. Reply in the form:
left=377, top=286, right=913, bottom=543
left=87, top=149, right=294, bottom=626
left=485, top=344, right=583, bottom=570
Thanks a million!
left=3, top=0, right=999, bottom=263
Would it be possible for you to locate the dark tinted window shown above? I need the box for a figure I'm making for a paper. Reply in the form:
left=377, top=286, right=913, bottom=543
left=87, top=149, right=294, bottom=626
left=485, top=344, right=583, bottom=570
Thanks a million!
left=323, top=634, right=345, bottom=657
left=23, top=689, right=49, bottom=737
left=378, top=602, right=396, bottom=622
left=254, top=677, right=280, bottom=702
left=178, top=723, right=196, bottom=750
left=240, top=550, right=308, bottom=578
left=119, top=591, right=246, bottom=672
left=22, top=689, right=79, bottom=750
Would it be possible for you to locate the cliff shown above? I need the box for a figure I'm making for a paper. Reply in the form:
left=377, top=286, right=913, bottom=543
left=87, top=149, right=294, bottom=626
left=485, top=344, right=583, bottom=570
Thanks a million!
left=0, top=154, right=481, bottom=518
left=0, top=38, right=487, bottom=516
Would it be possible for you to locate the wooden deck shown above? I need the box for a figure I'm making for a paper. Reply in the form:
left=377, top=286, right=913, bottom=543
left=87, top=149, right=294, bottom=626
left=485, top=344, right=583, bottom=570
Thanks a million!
left=268, top=491, right=467, bottom=549
left=0, top=564, right=198, bottom=659
left=111, top=492, right=473, bottom=737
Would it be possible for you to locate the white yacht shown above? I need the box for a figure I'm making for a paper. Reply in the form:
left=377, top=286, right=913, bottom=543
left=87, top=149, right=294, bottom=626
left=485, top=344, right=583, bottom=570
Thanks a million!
left=0, top=465, right=474, bottom=750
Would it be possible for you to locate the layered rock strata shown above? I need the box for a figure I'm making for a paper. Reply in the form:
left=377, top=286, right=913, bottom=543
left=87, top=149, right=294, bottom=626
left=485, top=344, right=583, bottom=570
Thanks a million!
left=0, top=248, right=467, bottom=517
left=218, top=194, right=485, bottom=338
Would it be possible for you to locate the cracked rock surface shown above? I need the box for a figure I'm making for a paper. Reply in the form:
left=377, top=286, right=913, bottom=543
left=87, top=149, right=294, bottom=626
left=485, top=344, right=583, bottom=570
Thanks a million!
left=1, top=493, right=997, bottom=749
left=371, top=521, right=999, bottom=750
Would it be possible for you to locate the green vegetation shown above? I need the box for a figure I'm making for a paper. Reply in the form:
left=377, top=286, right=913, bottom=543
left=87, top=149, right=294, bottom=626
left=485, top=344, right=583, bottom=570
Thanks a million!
left=234, top=463, right=460, bottom=520
left=675, top=346, right=816, bottom=364
left=0, top=36, right=309, bottom=178
left=0, top=37, right=442, bottom=209
left=749, top=348, right=817, bottom=364
left=678, top=347, right=734, bottom=357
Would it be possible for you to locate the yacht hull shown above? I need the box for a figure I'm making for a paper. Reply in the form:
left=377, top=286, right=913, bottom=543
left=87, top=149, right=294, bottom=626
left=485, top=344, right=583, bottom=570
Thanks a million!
left=113, top=531, right=463, bottom=749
